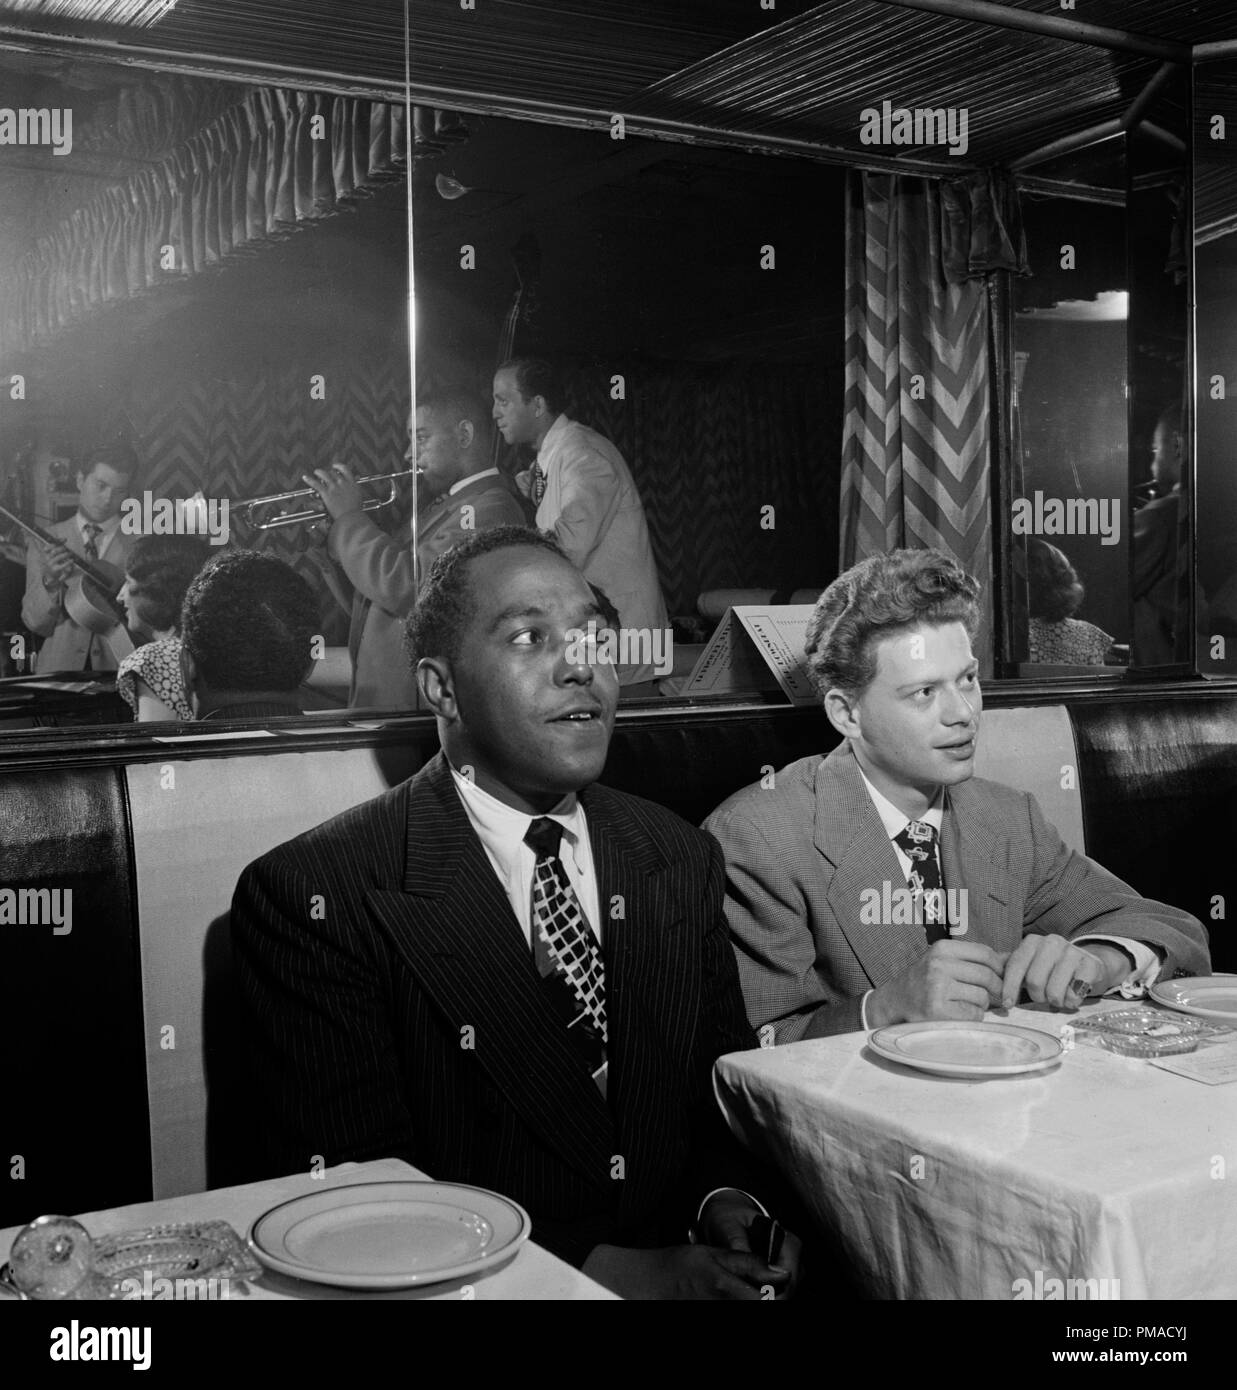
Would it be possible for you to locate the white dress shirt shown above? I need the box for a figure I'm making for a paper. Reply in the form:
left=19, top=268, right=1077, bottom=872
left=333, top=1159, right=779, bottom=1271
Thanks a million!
left=450, top=767, right=602, bottom=946
left=75, top=511, right=121, bottom=554
left=447, top=466, right=501, bottom=497
left=854, top=767, right=1162, bottom=1028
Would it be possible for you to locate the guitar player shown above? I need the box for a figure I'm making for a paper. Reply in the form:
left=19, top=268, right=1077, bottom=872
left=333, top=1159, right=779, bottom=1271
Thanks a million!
left=20, top=444, right=137, bottom=673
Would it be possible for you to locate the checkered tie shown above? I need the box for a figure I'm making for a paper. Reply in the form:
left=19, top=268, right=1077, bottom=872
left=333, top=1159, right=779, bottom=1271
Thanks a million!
left=524, top=817, right=607, bottom=1095
left=82, top=523, right=101, bottom=561
left=529, top=459, right=547, bottom=508
left=893, top=820, right=949, bottom=944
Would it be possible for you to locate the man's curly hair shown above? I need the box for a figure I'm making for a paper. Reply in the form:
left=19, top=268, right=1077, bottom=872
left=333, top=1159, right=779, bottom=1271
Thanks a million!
left=805, top=549, right=980, bottom=697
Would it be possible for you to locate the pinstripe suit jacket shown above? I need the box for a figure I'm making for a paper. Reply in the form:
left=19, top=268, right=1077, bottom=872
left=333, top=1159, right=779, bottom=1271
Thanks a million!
left=230, top=752, right=763, bottom=1266
left=704, top=743, right=1211, bottom=1041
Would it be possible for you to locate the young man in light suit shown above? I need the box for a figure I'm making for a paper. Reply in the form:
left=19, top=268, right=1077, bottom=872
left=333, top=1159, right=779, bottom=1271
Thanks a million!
left=21, top=443, right=136, bottom=672
left=230, top=526, right=804, bottom=1298
left=705, top=548, right=1210, bottom=1041
left=305, top=391, right=524, bottom=710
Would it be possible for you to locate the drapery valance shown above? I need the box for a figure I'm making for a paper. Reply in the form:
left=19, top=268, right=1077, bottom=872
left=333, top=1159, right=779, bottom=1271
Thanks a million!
left=0, top=92, right=466, bottom=362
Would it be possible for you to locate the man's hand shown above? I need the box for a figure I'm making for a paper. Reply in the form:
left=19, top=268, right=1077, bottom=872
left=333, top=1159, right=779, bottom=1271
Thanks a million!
left=697, top=1190, right=801, bottom=1299
left=41, top=542, right=76, bottom=589
left=867, top=940, right=1007, bottom=1029
left=581, top=1240, right=786, bottom=1301
left=1000, top=935, right=1129, bottom=1010
left=302, top=462, right=365, bottom=522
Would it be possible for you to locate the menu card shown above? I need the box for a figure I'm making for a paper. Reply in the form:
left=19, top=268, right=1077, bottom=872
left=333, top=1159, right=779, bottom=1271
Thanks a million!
left=1151, top=1041, right=1237, bottom=1084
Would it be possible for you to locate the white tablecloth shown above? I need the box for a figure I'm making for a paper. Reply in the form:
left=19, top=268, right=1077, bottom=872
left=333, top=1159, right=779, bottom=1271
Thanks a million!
left=0, top=1158, right=616, bottom=1300
left=714, top=1004, right=1237, bottom=1300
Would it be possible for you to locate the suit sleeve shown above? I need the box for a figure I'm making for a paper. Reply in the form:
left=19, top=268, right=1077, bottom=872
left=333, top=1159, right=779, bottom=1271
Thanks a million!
left=545, top=445, right=621, bottom=572
left=706, top=805, right=865, bottom=1042
left=681, top=833, right=789, bottom=1215
left=21, top=538, right=61, bottom=637
left=1020, top=791, right=1211, bottom=975
left=327, top=511, right=415, bottom=615
left=230, top=850, right=417, bottom=1180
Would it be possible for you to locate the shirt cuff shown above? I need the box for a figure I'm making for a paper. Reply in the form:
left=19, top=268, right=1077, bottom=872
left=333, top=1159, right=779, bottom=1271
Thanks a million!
left=859, top=989, right=874, bottom=1031
left=690, top=1187, right=768, bottom=1242
left=1074, top=935, right=1164, bottom=998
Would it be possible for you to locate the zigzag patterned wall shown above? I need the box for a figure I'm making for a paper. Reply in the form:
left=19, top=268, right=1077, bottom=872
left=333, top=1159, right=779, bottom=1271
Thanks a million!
left=121, top=355, right=833, bottom=631
left=840, top=173, right=993, bottom=661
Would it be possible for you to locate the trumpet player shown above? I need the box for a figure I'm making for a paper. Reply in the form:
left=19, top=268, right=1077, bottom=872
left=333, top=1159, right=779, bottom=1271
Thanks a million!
left=304, top=391, right=524, bottom=709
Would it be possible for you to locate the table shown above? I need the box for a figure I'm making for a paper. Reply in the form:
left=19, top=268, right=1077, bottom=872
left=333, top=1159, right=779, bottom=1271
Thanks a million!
left=714, top=1003, right=1237, bottom=1300
left=0, top=1158, right=616, bottom=1300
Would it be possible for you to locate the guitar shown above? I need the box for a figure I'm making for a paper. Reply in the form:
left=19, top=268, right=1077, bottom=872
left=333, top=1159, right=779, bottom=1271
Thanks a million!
left=0, top=501, right=136, bottom=664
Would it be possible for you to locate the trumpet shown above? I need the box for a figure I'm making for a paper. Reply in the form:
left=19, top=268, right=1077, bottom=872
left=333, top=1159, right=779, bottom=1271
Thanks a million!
left=239, top=467, right=422, bottom=529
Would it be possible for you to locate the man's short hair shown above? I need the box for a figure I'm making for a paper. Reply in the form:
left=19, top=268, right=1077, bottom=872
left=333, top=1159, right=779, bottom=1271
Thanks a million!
left=420, top=389, right=492, bottom=437
left=181, top=550, right=319, bottom=692
left=80, top=442, right=138, bottom=481
left=1026, top=538, right=1084, bottom=623
left=498, top=357, right=565, bottom=417
left=405, top=524, right=570, bottom=667
left=805, top=548, right=981, bottom=697
left=1155, top=404, right=1183, bottom=440
left=125, top=535, right=213, bottom=634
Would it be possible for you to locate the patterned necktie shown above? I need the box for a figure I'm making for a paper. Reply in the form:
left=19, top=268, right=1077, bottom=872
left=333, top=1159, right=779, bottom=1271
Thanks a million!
left=893, top=820, right=949, bottom=944
left=82, top=523, right=101, bottom=561
left=529, top=460, right=547, bottom=508
left=524, top=817, right=608, bottom=1096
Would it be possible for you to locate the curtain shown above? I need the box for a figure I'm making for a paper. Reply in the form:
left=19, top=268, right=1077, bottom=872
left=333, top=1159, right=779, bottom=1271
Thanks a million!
left=0, top=91, right=466, bottom=362
left=840, top=169, right=1026, bottom=672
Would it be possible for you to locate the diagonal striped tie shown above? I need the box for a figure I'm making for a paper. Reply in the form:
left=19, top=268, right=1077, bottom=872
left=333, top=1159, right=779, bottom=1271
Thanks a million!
left=524, top=817, right=607, bottom=1095
left=82, top=523, right=101, bottom=561
left=893, top=820, right=949, bottom=944
left=529, top=460, right=547, bottom=508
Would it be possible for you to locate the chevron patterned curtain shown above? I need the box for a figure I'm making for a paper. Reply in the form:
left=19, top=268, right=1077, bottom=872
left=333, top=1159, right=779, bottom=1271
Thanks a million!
left=840, top=170, right=995, bottom=669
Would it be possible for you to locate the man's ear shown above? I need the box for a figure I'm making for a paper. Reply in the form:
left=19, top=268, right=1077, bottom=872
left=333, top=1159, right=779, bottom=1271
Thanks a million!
left=456, top=420, right=475, bottom=452
left=417, top=656, right=457, bottom=718
left=179, top=646, right=201, bottom=716
left=75, top=470, right=87, bottom=493
left=824, top=686, right=860, bottom=740
left=533, top=394, right=547, bottom=419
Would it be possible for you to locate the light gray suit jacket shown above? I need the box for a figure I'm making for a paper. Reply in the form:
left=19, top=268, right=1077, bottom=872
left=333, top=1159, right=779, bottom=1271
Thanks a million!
left=21, top=516, right=134, bottom=672
left=704, top=742, right=1211, bottom=1040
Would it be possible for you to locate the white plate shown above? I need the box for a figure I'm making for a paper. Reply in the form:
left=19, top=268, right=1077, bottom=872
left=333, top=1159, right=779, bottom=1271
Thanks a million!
left=868, top=1020, right=1064, bottom=1076
left=1149, top=976, right=1237, bottom=1022
left=248, top=1181, right=530, bottom=1289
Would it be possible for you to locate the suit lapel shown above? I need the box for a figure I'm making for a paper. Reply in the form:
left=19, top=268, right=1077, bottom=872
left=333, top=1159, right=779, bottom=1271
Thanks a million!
left=816, top=746, right=932, bottom=985
left=582, top=785, right=688, bottom=1220
left=940, top=783, right=1023, bottom=949
left=365, top=754, right=615, bottom=1191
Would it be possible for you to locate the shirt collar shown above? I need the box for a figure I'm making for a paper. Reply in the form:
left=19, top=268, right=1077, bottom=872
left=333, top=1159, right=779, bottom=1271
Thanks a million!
left=76, top=512, right=120, bottom=546
left=448, top=466, right=500, bottom=497
left=536, top=413, right=569, bottom=461
left=450, top=764, right=584, bottom=861
left=855, top=762, right=944, bottom=839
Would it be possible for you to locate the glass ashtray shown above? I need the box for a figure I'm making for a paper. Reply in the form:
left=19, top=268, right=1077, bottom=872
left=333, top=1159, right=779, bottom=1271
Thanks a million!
left=1070, top=1007, right=1228, bottom=1057
left=93, top=1222, right=263, bottom=1298
left=2, top=1218, right=261, bottom=1300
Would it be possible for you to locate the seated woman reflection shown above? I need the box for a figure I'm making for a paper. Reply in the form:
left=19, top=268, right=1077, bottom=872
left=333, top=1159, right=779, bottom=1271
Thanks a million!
left=1026, top=538, right=1115, bottom=665
left=115, top=536, right=213, bottom=721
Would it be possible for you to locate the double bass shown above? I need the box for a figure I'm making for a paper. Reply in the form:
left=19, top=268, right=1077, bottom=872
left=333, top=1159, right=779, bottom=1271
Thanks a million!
left=0, top=501, right=136, bottom=665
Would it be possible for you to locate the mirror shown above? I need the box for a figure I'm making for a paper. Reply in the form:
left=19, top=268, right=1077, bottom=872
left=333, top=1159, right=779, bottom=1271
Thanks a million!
left=1195, top=61, right=1237, bottom=675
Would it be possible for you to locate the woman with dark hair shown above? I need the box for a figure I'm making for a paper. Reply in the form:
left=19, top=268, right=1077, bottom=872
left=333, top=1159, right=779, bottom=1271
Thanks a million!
left=115, top=536, right=214, bottom=720
left=1026, top=538, right=1114, bottom=665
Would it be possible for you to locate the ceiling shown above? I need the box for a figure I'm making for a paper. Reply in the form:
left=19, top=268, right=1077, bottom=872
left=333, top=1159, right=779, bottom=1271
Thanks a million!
left=0, top=1, right=1233, bottom=172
